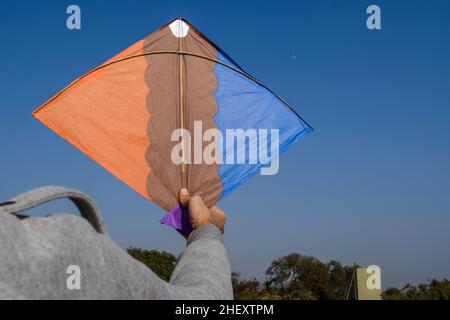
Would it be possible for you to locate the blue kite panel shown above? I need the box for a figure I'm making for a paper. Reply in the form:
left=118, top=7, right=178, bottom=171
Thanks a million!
left=214, top=53, right=313, bottom=199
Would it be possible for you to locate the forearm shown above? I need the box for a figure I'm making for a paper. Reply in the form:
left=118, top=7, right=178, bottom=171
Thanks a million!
left=166, top=224, right=233, bottom=300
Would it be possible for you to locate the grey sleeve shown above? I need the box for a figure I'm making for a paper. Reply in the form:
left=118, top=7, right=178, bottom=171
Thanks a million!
left=0, top=211, right=232, bottom=300
left=166, top=224, right=233, bottom=299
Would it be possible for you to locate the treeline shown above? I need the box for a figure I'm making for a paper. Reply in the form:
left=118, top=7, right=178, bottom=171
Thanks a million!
left=127, top=248, right=450, bottom=300
left=382, top=280, right=450, bottom=300
left=233, top=253, right=356, bottom=299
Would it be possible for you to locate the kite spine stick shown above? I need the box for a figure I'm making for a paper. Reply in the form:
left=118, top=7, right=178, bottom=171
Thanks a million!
left=178, top=26, right=187, bottom=189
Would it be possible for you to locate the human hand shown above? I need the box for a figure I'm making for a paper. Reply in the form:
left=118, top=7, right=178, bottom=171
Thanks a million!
left=179, top=189, right=227, bottom=234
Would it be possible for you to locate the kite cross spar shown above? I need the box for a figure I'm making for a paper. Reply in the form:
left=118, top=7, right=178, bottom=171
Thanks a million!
left=32, top=18, right=313, bottom=237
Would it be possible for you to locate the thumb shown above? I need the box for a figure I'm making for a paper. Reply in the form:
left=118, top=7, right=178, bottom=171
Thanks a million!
left=179, top=188, right=190, bottom=207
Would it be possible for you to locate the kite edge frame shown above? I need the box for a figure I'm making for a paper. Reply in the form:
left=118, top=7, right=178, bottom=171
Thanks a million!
left=32, top=50, right=313, bottom=131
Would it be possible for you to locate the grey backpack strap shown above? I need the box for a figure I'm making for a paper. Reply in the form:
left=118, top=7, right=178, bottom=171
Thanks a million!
left=0, top=186, right=107, bottom=235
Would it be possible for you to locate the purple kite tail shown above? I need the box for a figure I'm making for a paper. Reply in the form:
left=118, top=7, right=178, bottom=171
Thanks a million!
left=160, top=204, right=193, bottom=239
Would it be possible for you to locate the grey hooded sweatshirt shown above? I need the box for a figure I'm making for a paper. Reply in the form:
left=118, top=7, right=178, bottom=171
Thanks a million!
left=0, top=186, right=233, bottom=300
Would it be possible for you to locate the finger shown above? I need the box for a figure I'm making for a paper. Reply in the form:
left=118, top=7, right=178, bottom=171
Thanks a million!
left=210, top=206, right=227, bottom=234
left=189, top=195, right=208, bottom=216
left=210, top=206, right=227, bottom=221
left=179, top=188, right=190, bottom=207
left=189, top=195, right=211, bottom=228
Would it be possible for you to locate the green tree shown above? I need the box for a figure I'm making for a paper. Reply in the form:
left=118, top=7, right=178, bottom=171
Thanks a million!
left=127, top=247, right=176, bottom=281
left=232, top=272, right=282, bottom=300
left=232, top=272, right=262, bottom=299
left=265, top=253, right=355, bottom=300
left=383, top=279, right=450, bottom=300
left=428, top=279, right=450, bottom=299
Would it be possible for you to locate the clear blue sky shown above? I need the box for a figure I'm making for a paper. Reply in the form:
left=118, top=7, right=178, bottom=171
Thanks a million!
left=1, top=0, right=449, bottom=289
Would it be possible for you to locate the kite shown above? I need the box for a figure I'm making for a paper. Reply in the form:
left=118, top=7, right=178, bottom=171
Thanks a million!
left=33, top=18, right=313, bottom=237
